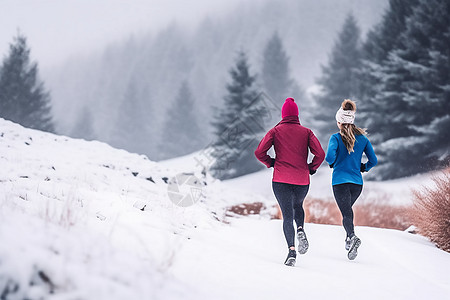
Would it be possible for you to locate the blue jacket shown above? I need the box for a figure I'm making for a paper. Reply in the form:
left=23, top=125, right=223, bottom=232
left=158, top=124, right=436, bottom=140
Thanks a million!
left=325, top=133, right=377, bottom=185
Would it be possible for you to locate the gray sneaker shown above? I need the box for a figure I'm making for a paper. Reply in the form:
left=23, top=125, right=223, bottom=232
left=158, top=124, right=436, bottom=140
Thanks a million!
left=297, top=230, right=309, bottom=255
left=347, top=235, right=361, bottom=260
left=284, top=249, right=297, bottom=266
left=345, top=236, right=351, bottom=251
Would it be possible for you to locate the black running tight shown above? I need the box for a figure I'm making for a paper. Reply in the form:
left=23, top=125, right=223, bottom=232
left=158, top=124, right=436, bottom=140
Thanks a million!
left=272, top=182, right=309, bottom=248
left=332, top=183, right=363, bottom=238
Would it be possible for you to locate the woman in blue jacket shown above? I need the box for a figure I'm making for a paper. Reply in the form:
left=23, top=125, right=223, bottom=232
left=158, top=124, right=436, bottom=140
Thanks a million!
left=325, top=99, right=377, bottom=260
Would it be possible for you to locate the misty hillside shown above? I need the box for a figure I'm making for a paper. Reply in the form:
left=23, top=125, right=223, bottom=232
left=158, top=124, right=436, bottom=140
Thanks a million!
left=46, top=0, right=387, bottom=160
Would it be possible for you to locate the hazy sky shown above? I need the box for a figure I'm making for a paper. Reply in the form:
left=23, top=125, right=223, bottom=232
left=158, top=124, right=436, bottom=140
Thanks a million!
left=0, top=0, right=261, bottom=69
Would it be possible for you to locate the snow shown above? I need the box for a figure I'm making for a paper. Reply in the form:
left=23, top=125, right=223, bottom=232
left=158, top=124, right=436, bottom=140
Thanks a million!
left=0, top=118, right=215, bottom=299
left=1, top=118, right=449, bottom=299
left=172, top=219, right=450, bottom=299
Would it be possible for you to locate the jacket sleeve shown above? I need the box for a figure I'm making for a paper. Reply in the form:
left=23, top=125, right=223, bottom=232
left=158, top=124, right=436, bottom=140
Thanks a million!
left=325, top=135, right=339, bottom=166
left=254, top=129, right=275, bottom=168
left=364, top=139, right=378, bottom=171
left=308, top=130, right=325, bottom=171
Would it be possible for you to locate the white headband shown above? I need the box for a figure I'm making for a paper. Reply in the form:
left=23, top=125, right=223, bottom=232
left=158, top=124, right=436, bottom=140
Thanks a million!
left=335, top=108, right=355, bottom=124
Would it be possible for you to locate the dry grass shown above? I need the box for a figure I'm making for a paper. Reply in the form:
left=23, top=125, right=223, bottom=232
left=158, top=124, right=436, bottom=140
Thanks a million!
left=354, top=202, right=410, bottom=230
left=409, top=169, right=450, bottom=252
left=228, top=197, right=410, bottom=231
left=272, top=198, right=410, bottom=231
left=226, top=202, right=267, bottom=217
left=304, top=199, right=341, bottom=226
left=41, top=187, right=84, bottom=228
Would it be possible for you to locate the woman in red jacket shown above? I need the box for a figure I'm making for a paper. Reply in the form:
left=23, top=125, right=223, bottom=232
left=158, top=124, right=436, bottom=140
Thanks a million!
left=255, top=97, right=325, bottom=266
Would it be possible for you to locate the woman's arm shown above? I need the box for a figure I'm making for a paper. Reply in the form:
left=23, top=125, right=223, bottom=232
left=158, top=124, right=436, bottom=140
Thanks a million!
left=325, top=135, right=339, bottom=166
left=308, top=130, right=325, bottom=172
left=254, top=129, right=275, bottom=168
left=363, top=139, right=378, bottom=171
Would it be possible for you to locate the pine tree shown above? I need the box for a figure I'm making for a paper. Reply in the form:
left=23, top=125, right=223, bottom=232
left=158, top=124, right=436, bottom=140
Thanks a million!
left=366, top=0, right=450, bottom=179
left=210, top=51, right=265, bottom=179
left=358, top=0, right=420, bottom=139
left=362, top=0, right=419, bottom=65
left=313, top=13, right=362, bottom=142
left=109, top=75, right=151, bottom=155
left=72, top=107, right=96, bottom=141
left=159, top=81, right=204, bottom=160
left=261, top=32, right=292, bottom=104
left=290, top=81, right=310, bottom=123
left=0, top=32, right=54, bottom=132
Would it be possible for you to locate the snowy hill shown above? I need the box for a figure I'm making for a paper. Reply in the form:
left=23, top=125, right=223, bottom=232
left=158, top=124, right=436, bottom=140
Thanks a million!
left=1, top=118, right=449, bottom=299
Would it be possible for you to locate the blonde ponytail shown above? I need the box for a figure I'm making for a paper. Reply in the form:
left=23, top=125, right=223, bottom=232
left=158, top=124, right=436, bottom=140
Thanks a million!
left=339, top=99, right=366, bottom=153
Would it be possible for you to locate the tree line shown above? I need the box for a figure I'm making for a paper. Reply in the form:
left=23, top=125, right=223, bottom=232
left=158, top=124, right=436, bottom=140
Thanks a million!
left=1, top=0, right=447, bottom=181
left=210, top=0, right=449, bottom=180
left=313, top=0, right=449, bottom=180
left=0, top=30, right=297, bottom=179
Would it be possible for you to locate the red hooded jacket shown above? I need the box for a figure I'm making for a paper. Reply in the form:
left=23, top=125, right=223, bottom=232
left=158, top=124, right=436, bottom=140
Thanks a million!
left=254, top=116, right=325, bottom=185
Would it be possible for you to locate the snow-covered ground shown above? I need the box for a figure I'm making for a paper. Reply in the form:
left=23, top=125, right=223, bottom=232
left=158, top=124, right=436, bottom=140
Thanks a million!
left=173, top=219, right=450, bottom=299
left=1, top=118, right=449, bottom=299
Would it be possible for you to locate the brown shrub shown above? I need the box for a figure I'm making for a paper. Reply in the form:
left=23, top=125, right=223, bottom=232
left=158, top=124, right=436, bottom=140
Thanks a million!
left=272, top=197, right=410, bottom=230
left=354, top=202, right=409, bottom=230
left=226, top=202, right=266, bottom=217
left=409, top=169, right=450, bottom=252
left=304, top=199, right=341, bottom=225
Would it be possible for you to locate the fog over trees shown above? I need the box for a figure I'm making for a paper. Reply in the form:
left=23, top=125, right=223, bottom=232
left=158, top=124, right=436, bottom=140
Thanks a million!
left=210, top=51, right=266, bottom=179
left=45, top=0, right=387, bottom=161
left=313, top=13, right=362, bottom=144
left=2, top=0, right=447, bottom=180
left=261, top=32, right=293, bottom=108
left=158, top=80, right=205, bottom=160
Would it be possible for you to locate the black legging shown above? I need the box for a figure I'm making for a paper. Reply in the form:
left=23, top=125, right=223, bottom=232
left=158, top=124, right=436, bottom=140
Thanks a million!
left=332, top=183, right=363, bottom=238
left=272, top=182, right=309, bottom=248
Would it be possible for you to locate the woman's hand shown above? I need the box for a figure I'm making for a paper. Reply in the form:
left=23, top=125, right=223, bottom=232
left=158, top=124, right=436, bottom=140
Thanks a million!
left=360, top=163, right=367, bottom=172
left=308, top=163, right=317, bottom=175
left=270, top=158, right=276, bottom=168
